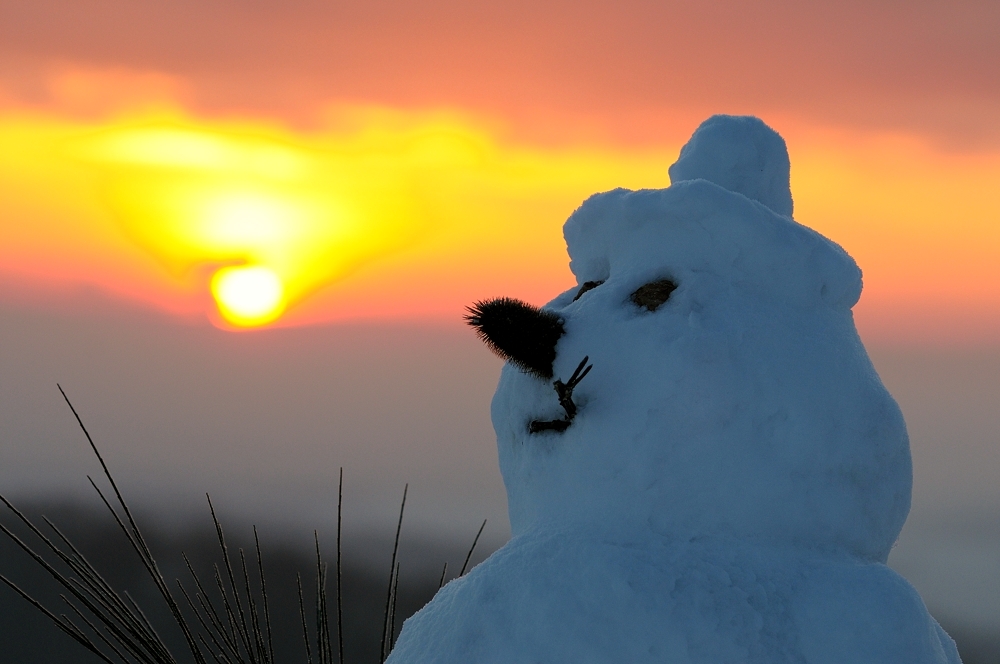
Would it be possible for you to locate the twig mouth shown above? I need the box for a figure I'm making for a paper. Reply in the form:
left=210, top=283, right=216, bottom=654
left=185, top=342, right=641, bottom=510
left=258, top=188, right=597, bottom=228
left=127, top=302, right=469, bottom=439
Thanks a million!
left=528, top=356, right=592, bottom=434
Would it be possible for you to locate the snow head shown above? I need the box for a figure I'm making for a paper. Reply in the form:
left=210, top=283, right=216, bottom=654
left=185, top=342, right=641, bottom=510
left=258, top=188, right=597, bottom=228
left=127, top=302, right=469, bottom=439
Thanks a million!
left=391, top=116, right=955, bottom=664
left=474, top=114, right=911, bottom=562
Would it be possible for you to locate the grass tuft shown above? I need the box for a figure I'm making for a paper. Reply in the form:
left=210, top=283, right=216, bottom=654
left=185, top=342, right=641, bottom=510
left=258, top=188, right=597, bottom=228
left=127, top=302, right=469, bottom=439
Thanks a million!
left=0, top=386, right=490, bottom=663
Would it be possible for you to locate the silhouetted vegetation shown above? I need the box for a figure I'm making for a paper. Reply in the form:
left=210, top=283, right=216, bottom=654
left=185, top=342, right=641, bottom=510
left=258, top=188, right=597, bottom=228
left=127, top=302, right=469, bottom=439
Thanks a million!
left=0, top=388, right=487, bottom=663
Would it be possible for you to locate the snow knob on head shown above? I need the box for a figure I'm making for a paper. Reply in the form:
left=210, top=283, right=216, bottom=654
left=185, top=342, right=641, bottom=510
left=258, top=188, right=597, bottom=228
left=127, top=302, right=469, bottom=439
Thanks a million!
left=388, top=115, right=960, bottom=664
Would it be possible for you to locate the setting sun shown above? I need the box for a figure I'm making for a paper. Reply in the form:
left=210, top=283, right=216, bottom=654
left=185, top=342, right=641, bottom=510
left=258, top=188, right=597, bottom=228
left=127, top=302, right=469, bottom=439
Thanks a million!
left=211, top=265, right=285, bottom=326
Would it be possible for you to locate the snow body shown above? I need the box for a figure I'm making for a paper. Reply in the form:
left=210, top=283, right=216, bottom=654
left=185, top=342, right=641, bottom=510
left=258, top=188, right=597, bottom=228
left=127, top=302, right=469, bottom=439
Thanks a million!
left=388, top=115, right=960, bottom=663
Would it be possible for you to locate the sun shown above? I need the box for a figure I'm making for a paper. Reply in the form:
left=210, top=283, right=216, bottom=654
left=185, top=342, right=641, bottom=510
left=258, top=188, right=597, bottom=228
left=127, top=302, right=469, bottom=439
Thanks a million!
left=210, top=265, right=285, bottom=326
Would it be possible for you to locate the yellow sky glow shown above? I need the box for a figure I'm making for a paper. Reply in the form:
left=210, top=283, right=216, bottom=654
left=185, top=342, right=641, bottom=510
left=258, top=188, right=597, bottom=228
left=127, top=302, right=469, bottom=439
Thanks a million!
left=0, top=102, right=997, bottom=341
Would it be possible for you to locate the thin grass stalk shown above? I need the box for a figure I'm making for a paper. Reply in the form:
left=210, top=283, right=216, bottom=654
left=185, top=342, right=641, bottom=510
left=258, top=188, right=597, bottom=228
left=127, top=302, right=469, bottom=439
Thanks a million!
left=84, top=478, right=189, bottom=661
left=389, top=561, right=400, bottom=652
left=63, top=574, right=167, bottom=662
left=238, top=548, right=268, bottom=663
left=58, top=385, right=206, bottom=664
left=42, top=515, right=155, bottom=639
left=176, top=580, right=238, bottom=664
left=0, top=496, right=141, bottom=646
left=320, top=560, right=332, bottom=663
left=60, top=562, right=169, bottom=661
left=336, top=468, right=344, bottom=664
left=122, top=591, right=159, bottom=639
left=0, top=518, right=159, bottom=663
left=63, top=596, right=134, bottom=664
left=76, top=481, right=179, bottom=662
left=437, top=563, right=448, bottom=591
left=313, top=534, right=329, bottom=664
left=195, top=627, right=236, bottom=664
left=182, top=554, right=242, bottom=660
left=198, top=634, right=231, bottom=664
left=460, top=520, right=487, bottom=577
left=0, top=573, right=115, bottom=664
left=380, top=485, right=407, bottom=662
left=297, top=574, right=314, bottom=664
left=253, top=528, right=275, bottom=664
left=212, top=564, right=246, bottom=655
left=38, top=513, right=168, bottom=660
left=196, top=586, right=242, bottom=664
left=207, top=497, right=258, bottom=664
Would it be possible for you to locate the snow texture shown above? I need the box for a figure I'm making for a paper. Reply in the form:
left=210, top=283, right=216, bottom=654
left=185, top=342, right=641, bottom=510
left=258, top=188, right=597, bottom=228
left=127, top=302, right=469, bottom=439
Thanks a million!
left=388, top=115, right=961, bottom=663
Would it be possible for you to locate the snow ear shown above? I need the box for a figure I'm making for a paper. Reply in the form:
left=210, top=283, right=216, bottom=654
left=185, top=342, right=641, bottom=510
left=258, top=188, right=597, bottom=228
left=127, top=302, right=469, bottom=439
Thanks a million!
left=564, top=190, right=625, bottom=284
left=810, top=242, right=863, bottom=309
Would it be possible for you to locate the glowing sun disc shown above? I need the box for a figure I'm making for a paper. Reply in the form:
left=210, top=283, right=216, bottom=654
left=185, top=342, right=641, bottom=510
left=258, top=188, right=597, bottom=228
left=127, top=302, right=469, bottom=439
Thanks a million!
left=211, top=265, right=285, bottom=326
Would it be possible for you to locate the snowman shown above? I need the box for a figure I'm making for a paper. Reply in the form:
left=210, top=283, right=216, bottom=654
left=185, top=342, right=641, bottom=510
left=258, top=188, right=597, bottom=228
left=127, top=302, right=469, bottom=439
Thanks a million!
left=388, top=115, right=962, bottom=663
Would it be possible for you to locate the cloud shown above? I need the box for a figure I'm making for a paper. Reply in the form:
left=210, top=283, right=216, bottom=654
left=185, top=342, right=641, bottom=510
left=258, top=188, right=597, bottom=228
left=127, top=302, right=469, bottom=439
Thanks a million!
left=2, top=0, right=998, bottom=146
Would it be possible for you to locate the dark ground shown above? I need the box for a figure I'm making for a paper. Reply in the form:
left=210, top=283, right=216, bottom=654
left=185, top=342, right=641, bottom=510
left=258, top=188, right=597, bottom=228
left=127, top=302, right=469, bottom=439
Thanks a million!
left=1, top=503, right=997, bottom=663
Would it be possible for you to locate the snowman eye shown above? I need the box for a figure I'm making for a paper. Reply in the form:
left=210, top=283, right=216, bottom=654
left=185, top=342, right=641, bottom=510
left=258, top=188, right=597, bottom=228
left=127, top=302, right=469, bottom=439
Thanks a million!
left=630, top=279, right=677, bottom=312
left=572, top=280, right=605, bottom=301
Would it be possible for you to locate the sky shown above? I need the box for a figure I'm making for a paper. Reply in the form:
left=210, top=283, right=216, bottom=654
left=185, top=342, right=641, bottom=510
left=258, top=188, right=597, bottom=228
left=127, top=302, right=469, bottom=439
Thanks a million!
left=1, top=0, right=999, bottom=638
left=1, top=0, right=998, bottom=339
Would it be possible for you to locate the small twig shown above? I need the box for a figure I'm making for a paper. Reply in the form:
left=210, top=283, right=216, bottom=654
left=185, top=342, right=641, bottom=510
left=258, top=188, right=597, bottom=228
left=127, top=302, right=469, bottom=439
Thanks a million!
left=529, top=357, right=592, bottom=433
left=554, top=356, right=592, bottom=418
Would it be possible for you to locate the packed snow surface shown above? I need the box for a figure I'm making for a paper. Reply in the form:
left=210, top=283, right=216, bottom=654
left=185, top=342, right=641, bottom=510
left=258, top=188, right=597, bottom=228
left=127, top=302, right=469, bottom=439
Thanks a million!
left=388, top=115, right=961, bottom=663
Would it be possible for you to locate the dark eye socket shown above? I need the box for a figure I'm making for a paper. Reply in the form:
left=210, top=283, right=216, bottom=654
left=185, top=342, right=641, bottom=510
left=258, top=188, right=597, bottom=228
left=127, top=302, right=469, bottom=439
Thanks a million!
left=630, top=279, right=677, bottom=312
left=572, top=280, right=605, bottom=301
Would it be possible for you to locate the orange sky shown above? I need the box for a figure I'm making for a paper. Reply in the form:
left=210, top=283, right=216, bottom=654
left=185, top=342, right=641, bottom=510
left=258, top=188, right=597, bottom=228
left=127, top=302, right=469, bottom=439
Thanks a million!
left=1, top=0, right=998, bottom=343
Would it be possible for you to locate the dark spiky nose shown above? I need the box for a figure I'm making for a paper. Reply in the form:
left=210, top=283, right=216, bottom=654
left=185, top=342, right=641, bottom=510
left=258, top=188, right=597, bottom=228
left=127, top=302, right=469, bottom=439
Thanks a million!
left=465, top=297, right=565, bottom=379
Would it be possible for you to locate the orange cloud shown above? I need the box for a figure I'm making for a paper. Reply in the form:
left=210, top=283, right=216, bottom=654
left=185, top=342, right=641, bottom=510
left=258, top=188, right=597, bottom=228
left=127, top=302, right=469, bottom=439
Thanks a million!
left=2, top=0, right=998, bottom=149
left=0, top=72, right=997, bottom=342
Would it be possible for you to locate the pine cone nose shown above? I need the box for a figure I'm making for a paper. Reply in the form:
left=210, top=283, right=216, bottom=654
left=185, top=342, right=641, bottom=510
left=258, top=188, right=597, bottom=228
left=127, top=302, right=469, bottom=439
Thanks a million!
left=465, top=297, right=565, bottom=379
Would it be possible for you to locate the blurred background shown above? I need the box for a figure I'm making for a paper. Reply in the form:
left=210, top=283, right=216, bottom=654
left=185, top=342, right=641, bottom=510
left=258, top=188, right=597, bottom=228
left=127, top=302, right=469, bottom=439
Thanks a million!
left=1, top=0, right=998, bottom=661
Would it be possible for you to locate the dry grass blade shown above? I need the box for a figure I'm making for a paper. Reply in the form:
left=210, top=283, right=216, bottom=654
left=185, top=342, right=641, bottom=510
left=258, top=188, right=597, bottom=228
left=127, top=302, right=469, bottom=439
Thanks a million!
left=239, top=548, right=268, bottom=663
left=313, top=532, right=333, bottom=664
left=181, top=553, right=242, bottom=660
left=336, top=468, right=344, bottom=664
left=207, top=496, right=257, bottom=663
left=297, top=573, right=313, bottom=664
left=0, top=573, right=115, bottom=664
left=437, top=562, right=448, bottom=591
left=380, top=484, right=407, bottom=662
left=175, top=578, right=237, bottom=664
left=57, top=384, right=207, bottom=664
left=62, top=595, right=135, bottom=664
left=0, top=504, right=163, bottom=663
left=253, top=528, right=275, bottom=664
left=460, top=520, right=487, bottom=577
left=388, top=562, right=400, bottom=652
left=36, top=507, right=168, bottom=659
